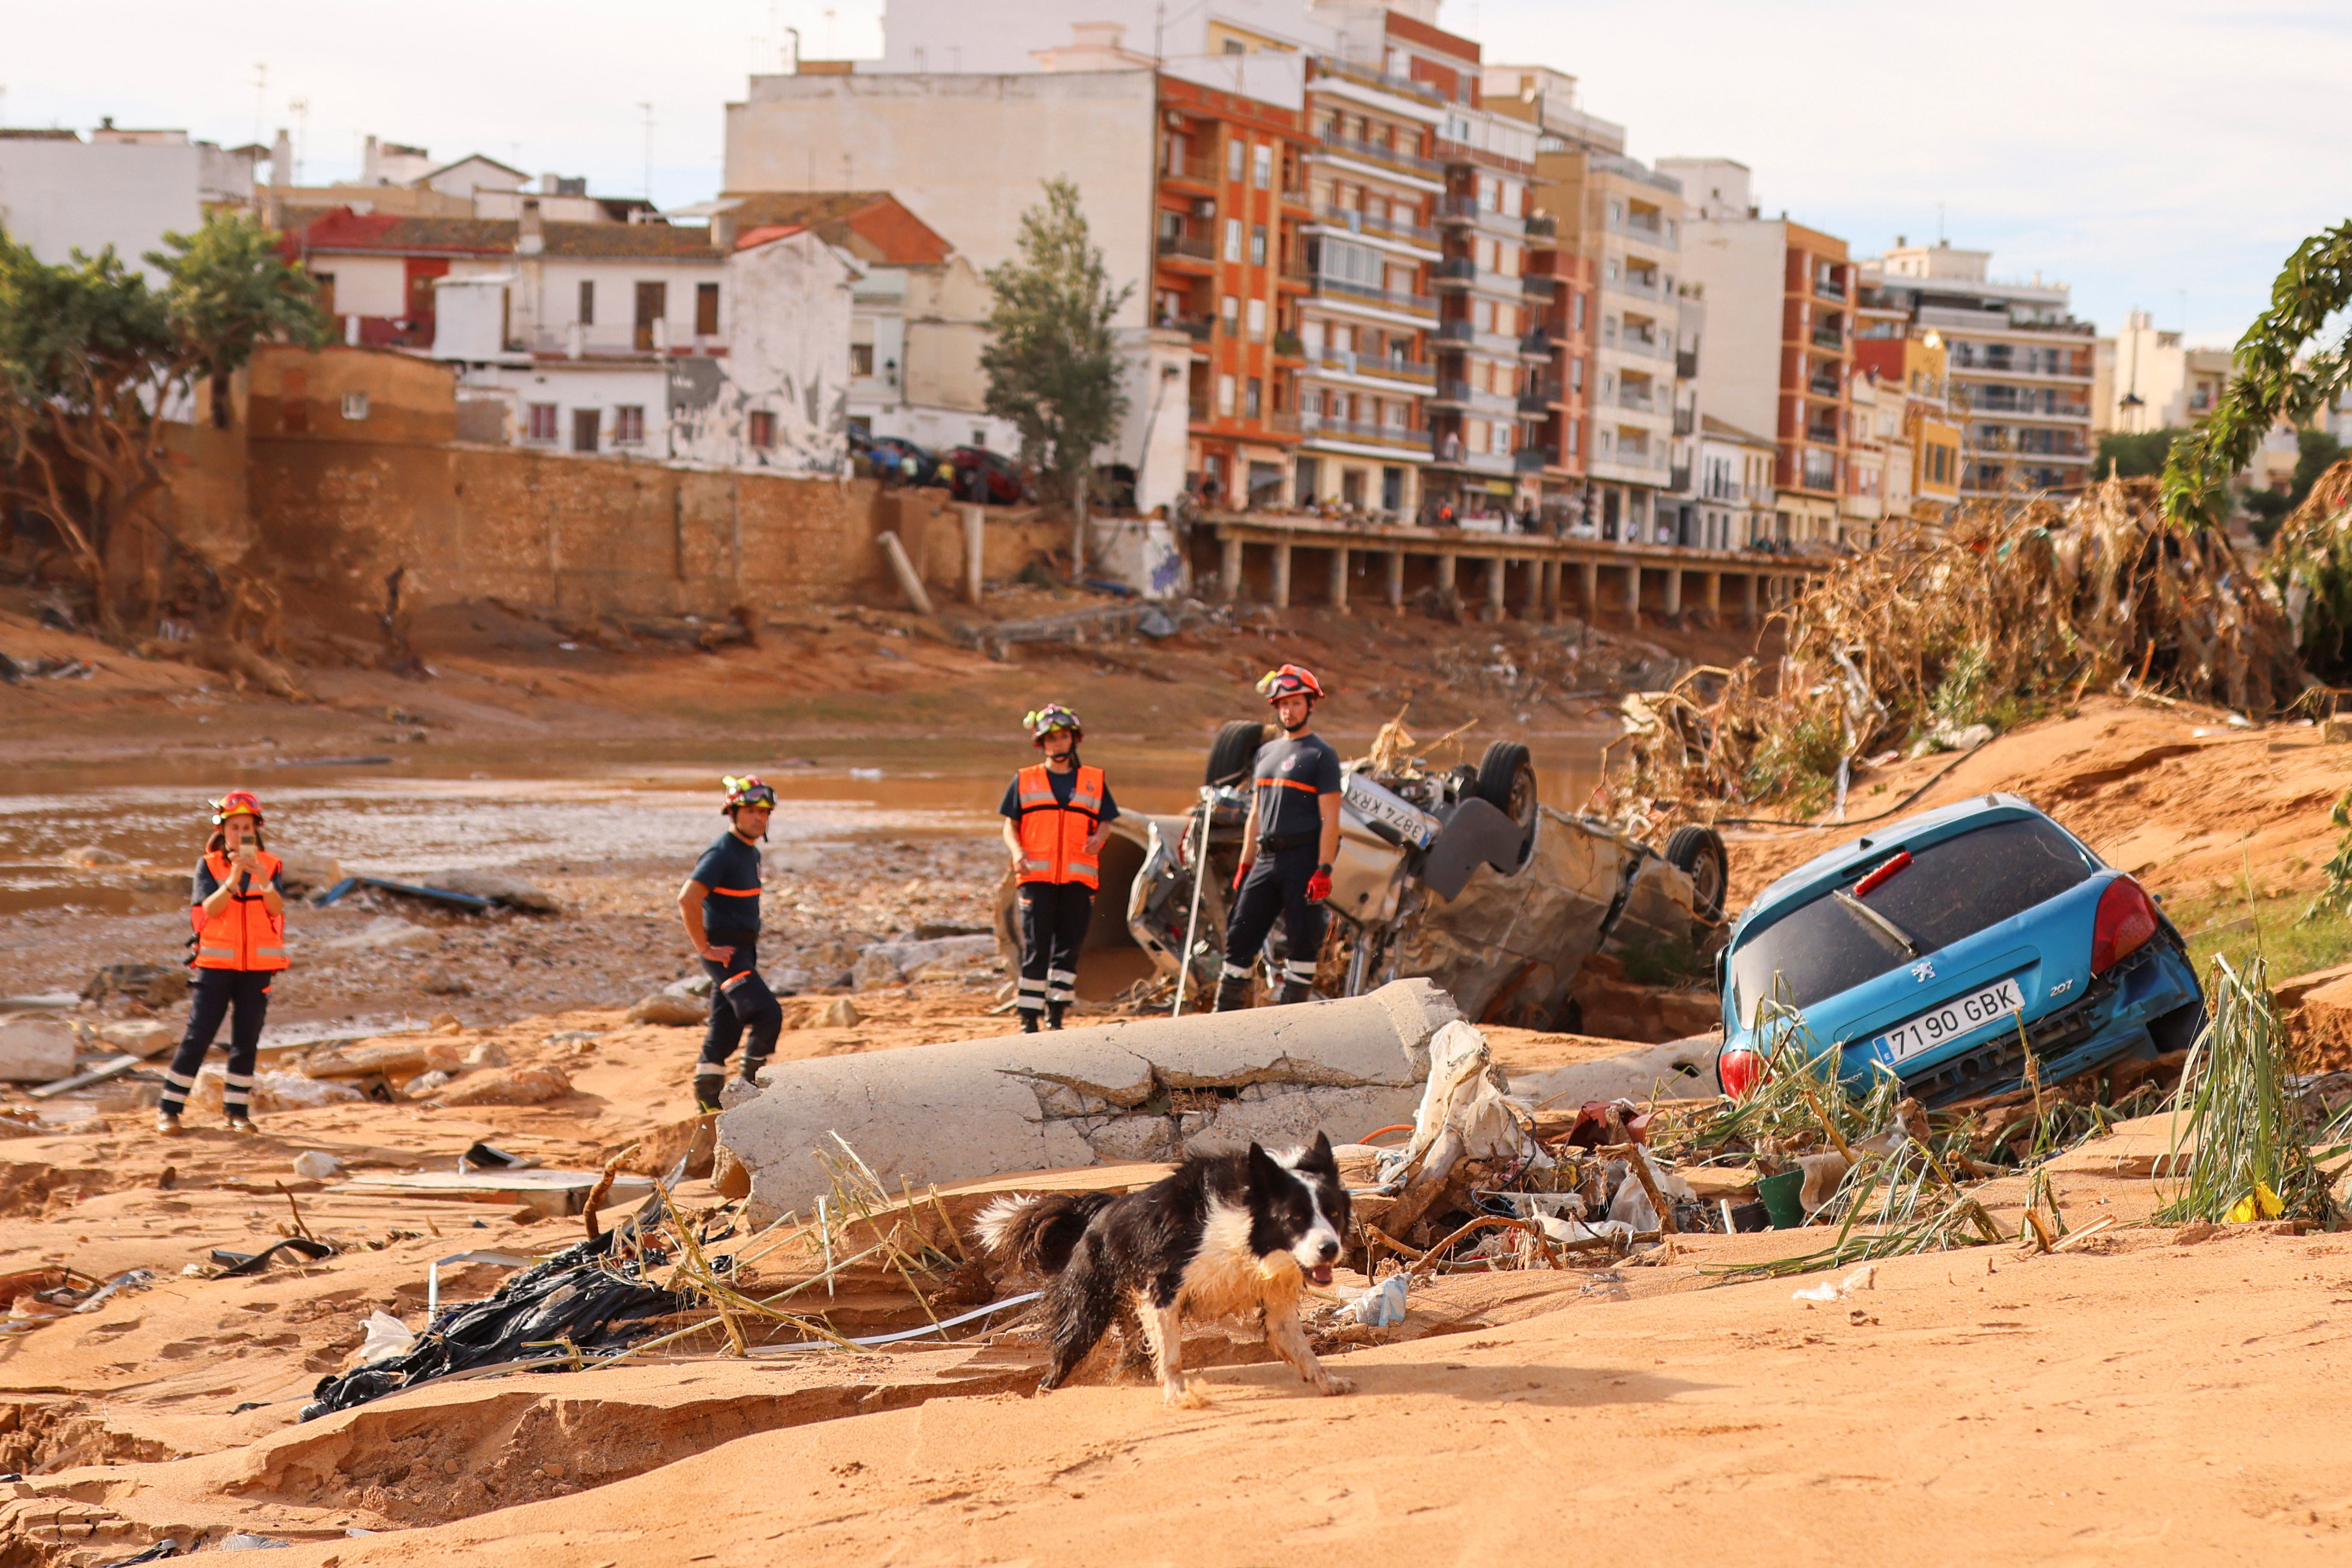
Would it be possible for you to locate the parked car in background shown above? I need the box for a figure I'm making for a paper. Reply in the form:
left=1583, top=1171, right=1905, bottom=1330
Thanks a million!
left=946, top=446, right=1025, bottom=505
left=867, top=436, right=953, bottom=488
left=1715, top=794, right=2204, bottom=1107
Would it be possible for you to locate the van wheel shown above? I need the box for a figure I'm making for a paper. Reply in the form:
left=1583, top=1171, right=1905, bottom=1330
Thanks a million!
left=1473, top=741, right=1539, bottom=864
left=1206, top=720, right=1272, bottom=788
left=1664, top=825, right=1729, bottom=922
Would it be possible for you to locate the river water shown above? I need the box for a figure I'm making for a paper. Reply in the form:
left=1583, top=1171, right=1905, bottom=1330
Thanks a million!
left=0, top=731, right=1607, bottom=921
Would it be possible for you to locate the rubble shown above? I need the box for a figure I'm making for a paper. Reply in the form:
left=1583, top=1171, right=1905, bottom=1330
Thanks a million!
left=0, top=1018, right=77, bottom=1081
left=719, top=978, right=1462, bottom=1221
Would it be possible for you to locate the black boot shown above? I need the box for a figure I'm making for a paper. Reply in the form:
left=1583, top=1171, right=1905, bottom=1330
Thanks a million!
left=1020, top=1011, right=1040, bottom=1034
left=1214, top=974, right=1252, bottom=1012
left=1278, top=981, right=1314, bottom=1005
left=692, top=1073, right=725, bottom=1114
left=1046, top=1001, right=1068, bottom=1031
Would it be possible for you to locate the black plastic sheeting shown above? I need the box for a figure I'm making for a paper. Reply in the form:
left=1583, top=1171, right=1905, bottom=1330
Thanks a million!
left=301, top=1193, right=687, bottom=1420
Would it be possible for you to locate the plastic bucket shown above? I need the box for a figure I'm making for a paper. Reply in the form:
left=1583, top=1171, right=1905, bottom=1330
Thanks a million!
left=1758, top=1169, right=1805, bottom=1230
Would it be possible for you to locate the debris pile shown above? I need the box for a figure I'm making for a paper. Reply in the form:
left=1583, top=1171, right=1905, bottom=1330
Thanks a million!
left=1605, top=482, right=2311, bottom=826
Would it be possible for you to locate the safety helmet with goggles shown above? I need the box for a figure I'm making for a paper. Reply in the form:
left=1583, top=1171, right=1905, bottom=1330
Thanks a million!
left=1256, top=664, right=1325, bottom=705
left=721, top=775, right=778, bottom=814
left=1024, top=704, right=1084, bottom=745
left=210, top=790, right=266, bottom=826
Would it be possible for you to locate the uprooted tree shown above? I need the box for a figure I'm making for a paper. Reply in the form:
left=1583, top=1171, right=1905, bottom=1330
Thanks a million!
left=980, top=177, right=1132, bottom=574
left=2158, top=218, right=2352, bottom=680
left=0, top=210, right=330, bottom=637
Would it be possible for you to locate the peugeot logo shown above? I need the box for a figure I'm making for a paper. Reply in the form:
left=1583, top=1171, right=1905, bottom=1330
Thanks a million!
left=1910, top=961, right=1936, bottom=983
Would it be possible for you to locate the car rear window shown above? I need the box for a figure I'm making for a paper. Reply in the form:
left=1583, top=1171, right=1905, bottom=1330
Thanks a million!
left=1729, top=816, right=2098, bottom=1025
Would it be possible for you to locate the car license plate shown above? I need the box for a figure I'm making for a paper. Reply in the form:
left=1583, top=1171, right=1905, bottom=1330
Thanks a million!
left=1873, top=977, right=2027, bottom=1062
left=1342, top=772, right=1440, bottom=849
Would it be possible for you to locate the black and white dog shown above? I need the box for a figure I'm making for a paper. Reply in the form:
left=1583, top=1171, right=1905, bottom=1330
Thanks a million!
left=975, top=1134, right=1356, bottom=1407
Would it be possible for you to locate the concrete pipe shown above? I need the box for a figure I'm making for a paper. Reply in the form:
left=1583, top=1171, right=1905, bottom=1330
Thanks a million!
left=719, top=978, right=1463, bottom=1223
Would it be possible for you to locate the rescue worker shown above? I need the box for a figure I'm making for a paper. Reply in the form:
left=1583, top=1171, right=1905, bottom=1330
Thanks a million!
left=157, top=791, right=286, bottom=1135
left=1217, top=664, right=1342, bottom=1010
left=677, top=776, right=790, bottom=1113
left=999, top=704, right=1119, bottom=1031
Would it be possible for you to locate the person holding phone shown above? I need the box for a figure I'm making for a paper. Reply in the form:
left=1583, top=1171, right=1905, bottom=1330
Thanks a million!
left=157, top=791, right=287, bottom=1135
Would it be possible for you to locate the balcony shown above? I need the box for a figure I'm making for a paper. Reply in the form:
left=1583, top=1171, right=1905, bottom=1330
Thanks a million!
left=1160, top=150, right=1219, bottom=186
left=1519, top=380, right=1562, bottom=411
left=1432, top=378, right=1517, bottom=413
left=1676, top=348, right=1699, bottom=379
left=1669, top=464, right=1691, bottom=491
left=1434, top=256, right=1475, bottom=286
left=1617, top=387, right=1656, bottom=412
left=1157, top=231, right=1217, bottom=265
left=1308, top=349, right=1434, bottom=385
left=1313, top=205, right=1438, bottom=248
left=1299, top=413, right=1426, bottom=450
left=1427, top=440, right=1515, bottom=475
left=1805, top=425, right=1840, bottom=447
left=1434, top=194, right=1527, bottom=230
left=1312, top=274, right=1438, bottom=316
left=1813, top=276, right=1847, bottom=301
left=1309, top=54, right=1445, bottom=108
left=1520, top=329, right=1555, bottom=357
left=1155, top=313, right=1214, bottom=343
left=1672, top=406, right=1694, bottom=436
left=1514, top=449, right=1549, bottom=473
left=1807, top=374, right=1841, bottom=398
left=1316, top=130, right=1444, bottom=180
left=1273, top=331, right=1304, bottom=358
left=1809, top=328, right=1844, bottom=351
left=1524, top=213, right=1557, bottom=240
left=1521, top=274, right=1557, bottom=297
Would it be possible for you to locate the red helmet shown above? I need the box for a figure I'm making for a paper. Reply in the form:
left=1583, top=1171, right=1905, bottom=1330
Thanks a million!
left=210, top=790, right=265, bottom=826
left=1256, top=664, right=1325, bottom=705
left=722, top=775, right=778, bottom=813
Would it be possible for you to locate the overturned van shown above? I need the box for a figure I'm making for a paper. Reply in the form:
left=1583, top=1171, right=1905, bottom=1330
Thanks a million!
left=993, top=722, right=1730, bottom=1031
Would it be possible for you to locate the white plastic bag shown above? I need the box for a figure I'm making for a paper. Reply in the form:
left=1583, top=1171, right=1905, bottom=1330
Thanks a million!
left=1791, top=1264, right=1878, bottom=1303
left=354, top=1311, right=416, bottom=1367
left=291, top=1150, right=341, bottom=1181
left=1341, top=1273, right=1408, bottom=1328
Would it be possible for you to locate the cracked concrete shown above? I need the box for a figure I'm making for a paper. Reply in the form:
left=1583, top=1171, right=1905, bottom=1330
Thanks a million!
left=720, top=979, right=1460, bottom=1223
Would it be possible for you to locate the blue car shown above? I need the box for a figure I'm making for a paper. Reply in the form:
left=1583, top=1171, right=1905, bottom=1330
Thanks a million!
left=1714, top=794, right=2204, bottom=1107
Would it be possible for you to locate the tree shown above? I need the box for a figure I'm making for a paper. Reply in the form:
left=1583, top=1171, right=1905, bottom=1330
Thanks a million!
left=0, top=210, right=329, bottom=634
left=2163, top=220, right=2352, bottom=529
left=980, top=178, right=1132, bottom=572
left=2238, top=428, right=2349, bottom=546
left=2095, top=426, right=2183, bottom=481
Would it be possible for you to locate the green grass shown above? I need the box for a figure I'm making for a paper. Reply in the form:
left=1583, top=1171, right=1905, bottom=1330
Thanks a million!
left=2174, top=880, right=2352, bottom=983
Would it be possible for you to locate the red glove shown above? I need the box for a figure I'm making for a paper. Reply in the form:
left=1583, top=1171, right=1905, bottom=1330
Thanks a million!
left=1232, top=860, right=1251, bottom=893
left=1306, top=867, right=1333, bottom=903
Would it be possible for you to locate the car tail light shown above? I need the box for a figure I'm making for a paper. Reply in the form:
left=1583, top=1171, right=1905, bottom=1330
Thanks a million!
left=1718, top=1047, right=1766, bottom=1098
left=2091, top=877, right=2159, bottom=974
left=1853, top=850, right=1912, bottom=898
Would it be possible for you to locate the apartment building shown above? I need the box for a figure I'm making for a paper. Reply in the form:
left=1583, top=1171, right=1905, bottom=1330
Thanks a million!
left=0, top=121, right=260, bottom=275
left=1662, top=157, right=1852, bottom=544
left=1292, top=55, right=1445, bottom=517
left=2098, top=310, right=2234, bottom=434
left=1697, top=416, right=1776, bottom=547
left=1522, top=242, right=1596, bottom=528
left=1154, top=73, right=1313, bottom=506
left=1858, top=241, right=2094, bottom=499
left=1853, top=322, right=1963, bottom=530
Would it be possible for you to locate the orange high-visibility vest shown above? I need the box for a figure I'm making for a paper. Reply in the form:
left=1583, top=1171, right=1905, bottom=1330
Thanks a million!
left=193, top=850, right=290, bottom=972
left=1014, top=763, right=1105, bottom=888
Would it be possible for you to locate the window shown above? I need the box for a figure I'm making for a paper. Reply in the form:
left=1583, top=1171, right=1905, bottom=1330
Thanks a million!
left=1246, top=298, right=1267, bottom=340
left=1566, top=418, right=1580, bottom=458
left=1569, top=356, right=1585, bottom=392
left=850, top=343, right=875, bottom=377
left=1223, top=218, right=1242, bottom=262
left=577, top=280, right=594, bottom=325
left=1571, top=291, right=1587, bottom=331
left=527, top=402, right=558, bottom=442
left=615, top=405, right=645, bottom=445
left=1226, top=137, right=1245, bottom=180
left=634, top=281, right=667, bottom=351
left=1217, top=374, right=1237, bottom=416
left=340, top=391, right=369, bottom=422
left=572, top=408, right=600, bottom=453
left=748, top=410, right=777, bottom=448
left=1728, top=817, right=2096, bottom=1021
left=1252, top=143, right=1272, bottom=189
left=696, top=282, right=720, bottom=337
left=1250, top=224, right=1268, bottom=266
left=1245, top=377, right=1263, bottom=418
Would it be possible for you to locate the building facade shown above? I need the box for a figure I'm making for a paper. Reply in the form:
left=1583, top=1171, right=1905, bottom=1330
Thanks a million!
left=1663, top=157, right=1852, bottom=545
left=2098, top=310, right=2233, bottom=435
left=1696, top=415, right=1776, bottom=547
left=1858, top=241, right=2094, bottom=499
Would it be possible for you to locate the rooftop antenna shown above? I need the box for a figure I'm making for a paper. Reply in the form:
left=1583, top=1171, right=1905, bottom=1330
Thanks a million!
left=288, top=96, right=309, bottom=183
left=783, top=25, right=801, bottom=71
left=1936, top=200, right=1945, bottom=244
left=637, top=101, right=654, bottom=201
left=251, top=61, right=268, bottom=147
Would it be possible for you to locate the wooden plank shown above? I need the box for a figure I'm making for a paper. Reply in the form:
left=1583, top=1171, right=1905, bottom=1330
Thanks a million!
left=28, top=1055, right=142, bottom=1099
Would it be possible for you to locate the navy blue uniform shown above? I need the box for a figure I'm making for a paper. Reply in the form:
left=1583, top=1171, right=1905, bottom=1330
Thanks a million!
left=688, top=830, right=786, bottom=1109
left=1221, top=733, right=1342, bottom=1003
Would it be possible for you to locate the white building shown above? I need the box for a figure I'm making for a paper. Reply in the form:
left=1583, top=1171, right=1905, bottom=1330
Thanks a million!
left=1697, top=415, right=1775, bottom=548
left=293, top=204, right=852, bottom=469
left=0, top=122, right=258, bottom=274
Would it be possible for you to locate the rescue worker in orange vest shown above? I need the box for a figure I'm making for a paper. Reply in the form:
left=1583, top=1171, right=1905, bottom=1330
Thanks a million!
left=158, top=791, right=287, bottom=1135
left=999, top=705, right=1119, bottom=1032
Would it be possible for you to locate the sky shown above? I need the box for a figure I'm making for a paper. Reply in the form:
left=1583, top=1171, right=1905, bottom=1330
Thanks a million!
left=5, top=0, right=2344, bottom=349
